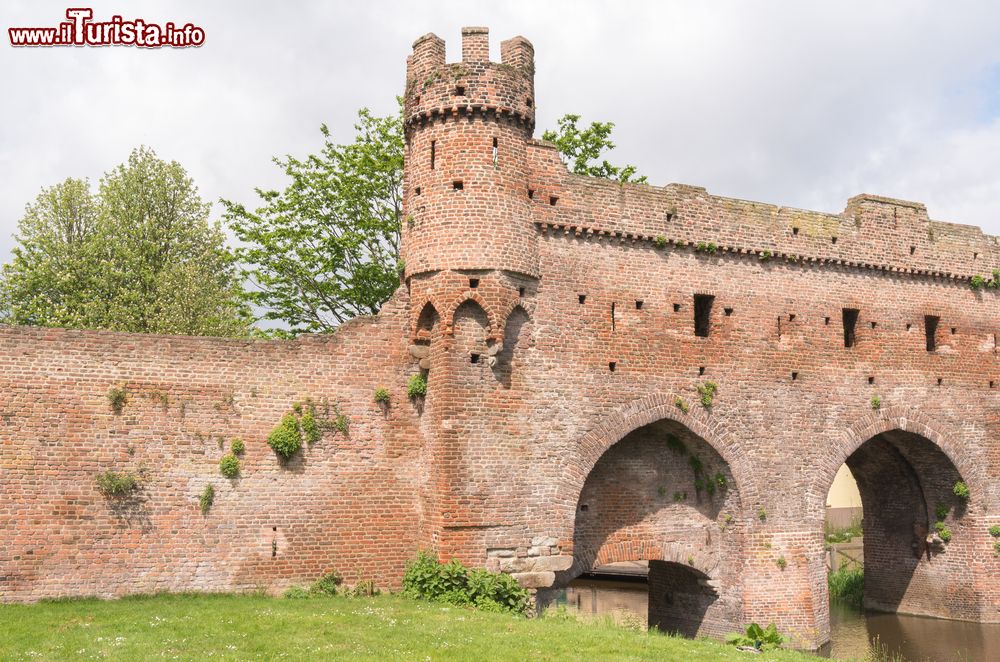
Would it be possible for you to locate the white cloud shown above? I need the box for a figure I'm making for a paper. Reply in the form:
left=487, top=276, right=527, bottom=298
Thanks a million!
left=1, top=0, right=999, bottom=265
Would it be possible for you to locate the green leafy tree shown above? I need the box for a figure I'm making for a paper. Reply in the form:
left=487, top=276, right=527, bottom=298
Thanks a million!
left=542, top=114, right=646, bottom=183
left=1, top=147, right=249, bottom=336
left=223, top=106, right=404, bottom=335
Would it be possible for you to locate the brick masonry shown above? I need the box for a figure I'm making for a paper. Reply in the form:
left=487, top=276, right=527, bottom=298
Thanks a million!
left=1, top=26, right=998, bottom=650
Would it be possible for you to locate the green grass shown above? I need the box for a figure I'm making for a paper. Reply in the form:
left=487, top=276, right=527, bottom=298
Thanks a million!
left=0, top=592, right=822, bottom=661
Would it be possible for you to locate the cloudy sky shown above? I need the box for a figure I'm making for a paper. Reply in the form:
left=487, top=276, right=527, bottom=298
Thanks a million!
left=3, top=0, right=1000, bottom=265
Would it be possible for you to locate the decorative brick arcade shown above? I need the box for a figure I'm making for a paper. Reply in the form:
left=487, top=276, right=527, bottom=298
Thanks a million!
left=1, top=27, right=998, bottom=650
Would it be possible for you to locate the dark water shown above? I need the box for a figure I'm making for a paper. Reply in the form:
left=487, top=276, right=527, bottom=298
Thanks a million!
left=563, top=577, right=1000, bottom=662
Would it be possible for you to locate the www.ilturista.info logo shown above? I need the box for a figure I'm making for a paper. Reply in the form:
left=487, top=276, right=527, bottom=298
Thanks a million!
left=8, top=8, right=205, bottom=48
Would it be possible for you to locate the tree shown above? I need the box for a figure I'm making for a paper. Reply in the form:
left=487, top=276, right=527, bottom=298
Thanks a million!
left=226, top=109, right=638, bottom=336
left=0, top=147, right=249, bottom=336
left=541, top=114, right=646, bottom=183
left=222, top=106, right=404, bottom=336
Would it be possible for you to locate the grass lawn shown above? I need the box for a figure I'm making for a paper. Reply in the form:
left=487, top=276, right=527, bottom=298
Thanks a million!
left=0, top=592, right=823, bottom=661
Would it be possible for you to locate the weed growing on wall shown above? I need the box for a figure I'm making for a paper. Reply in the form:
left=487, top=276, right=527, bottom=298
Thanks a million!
left=107, top=385, right=128, bottom=414
left=407, top=373, right=427, bottom=399
left=934, top=521, right=952, bottom=543
left=673, top=396, right=689, bottom=414
left=268, top=413, right=303, bottom=459
left=219, top=453, right=240, bottom=478
left=374, top=387, right=390, bottom=404
left=953, top=481, right=970, bottom=500
left=199, top=484, right=215, bottom=514
left=95, top=469, right=140, bottom=496
left=870, top=395, right=882, bottom=410
left=696, top=381, right=718, bottom=408
left=230, top=438, right=245, bottom=455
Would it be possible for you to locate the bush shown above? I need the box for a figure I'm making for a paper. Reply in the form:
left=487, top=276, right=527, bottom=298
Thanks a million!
left=401, top=551, right=529, bottom=614
left=870, top=395, right=881, bottom=410
left=989, top=525, right=1000, bottom=538
left=953, top=481, right=970, bottom=500
left=230, top=438, right=245, bottom=455
left=407, top=373, right=427, bottom=399
left=301, top=409, right=321, bottom=445
left=374, top=387, right=390, bottom=404
left=935, top=502, right=949, bottom=521
left=970, top=275, right=986, bottom=291
left=95, top=470, right=140, bottom=496
left=654, top=235, right=667, bottom=249
left=696, top=381, right=717, bottom=408
left=219, top=453, right=239, bottom=478
left=283, top=586, right=310, bottom=599
left=268, top=413, right=302, bottom=458
left=199, top=484, right=215, bottom=514
left=673, top=396, right=689, bottom=414
left=828, top=566, right=864, bottom=609
left=107, top=386, right=128, bottom=414
left=934, top=521, right=952, bottom=543
left=309, top=570, right=342, bottom=596
left=725, top=623, right=784, bottom=651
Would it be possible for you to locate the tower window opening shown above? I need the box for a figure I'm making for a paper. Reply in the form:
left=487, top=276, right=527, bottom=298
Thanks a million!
left=694, top=294, right=715, bottom=338
left=831, top=236, right=838, bottom=244
left=430, top=141, right=436, bottom=169
left=792, top=227, right=800, bottom=235
left=871, top=321, right=877, bottom=329
left=519, top=287, right=525, bottom=297
left=673, top=303, right=681, bottom=312
left=492, top=137, right=498, bottom=166
left=925, top=316, right=939, bottom=351
left=910, top=246, right=916, bottom=255
left=951, top=327, right=957, bottom=335
left=724, top=307, right=733, bottom=316
left=611, top=302, right=616, bottom=331
left=868, top=376, right=875, bottom=385
left=791, top=372, right=798, bottom=381
left=699, top=366, right=706, bottom=376
left=608, top=362, right=616, bottom=372
left=549, top=196, right=558, bottom=206
left=415, top=186, right=421, bottom=196
left=454, top=85, right=465, bottom=96
left=470, top=353, right=480, bottom=364
left=526, top=97, right=533, bottom=107
left=469, top=278, right=479, bottom=289
left=453, top=180, right=464, bottom=191
left=635, top=300, right=643, bottom=310
left=528, top=189, right=534, bottom=199
left=842, top=308, right=859, bottom=348
left=578, top=294, right=586, bottom=305
left=825, top=316, right=831, bottom=325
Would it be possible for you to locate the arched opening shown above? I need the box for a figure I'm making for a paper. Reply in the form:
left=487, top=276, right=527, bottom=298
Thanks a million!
left=494, top=305, right=531, bottom=388
left=822, top=428, right=982, bottom=658
left=553, top=417, right=742, bottom=639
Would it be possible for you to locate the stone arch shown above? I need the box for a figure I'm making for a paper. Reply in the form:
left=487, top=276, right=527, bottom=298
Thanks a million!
left=493, top=304, right=531, bottom=388
left=410, top=298, right=444, bottom=341
left=444, top=293, right=499, bottom=339
left=553, top=394, right=759, bottom=519
left=450, top=299, right=491, bottom=364
left=809, top=405, right=980, bottom=523
left=583, top=540, right=725, bottom=581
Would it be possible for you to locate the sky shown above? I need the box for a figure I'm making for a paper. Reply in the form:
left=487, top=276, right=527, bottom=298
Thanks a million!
left=2, top=0, right=1000, bottom=266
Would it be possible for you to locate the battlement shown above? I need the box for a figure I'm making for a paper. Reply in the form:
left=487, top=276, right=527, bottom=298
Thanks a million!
left=404, top=27, right=535, bottom=131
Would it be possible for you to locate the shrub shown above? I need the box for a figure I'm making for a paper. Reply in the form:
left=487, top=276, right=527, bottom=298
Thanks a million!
left=199, top=484, right=215, bottom=514
left=989, top=525, right=1000, bottom=538
left=654, top=235, right=667, bottom=249
left=219, top=453, right=240, bottom=478
left=953, top=481, right=970, bottom=500
left=301, top=409, right=321, bottom=445
left=696, top=381, right=718, bottom=408
left=673, top=396, right=689, bottom=414
left=309, top=570, right=342, bottom=596
left=268, top=413, right=302, bottom=458
left=776, top=556, right=787, bottom=570
left=935, top=502, right=949, bottom=521
left=401, top=551, right=529, bottom=614
left=994, top=541, right=1000, bottom=555
left=870, top=395, right=881, bottom=410
left=347, top=579, right=379, bottom=597
left=374, top=387, right=390, bottom=404
left=759, top=250, right=772, bottom=262
left=230, top=438, right=245, bottom=455
left=95, top=470, right=140, bottom=496
left=725, top=623, right=784, bottom=651
left=970, top=275, right=986, bottom=291
left=107, top=386, right=128, bottom=414
left=758, top=508, right=767, bottom=522
left=934, top=521, right=952, bottom=543
left=828, top=566, right=864, bottom=610
left=283, top=586, right=310, bottom=599
left=407, top=373, right=427, bottom=399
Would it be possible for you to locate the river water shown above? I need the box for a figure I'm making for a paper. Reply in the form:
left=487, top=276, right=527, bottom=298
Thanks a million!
left=561, top=576, right=1000, bottom=661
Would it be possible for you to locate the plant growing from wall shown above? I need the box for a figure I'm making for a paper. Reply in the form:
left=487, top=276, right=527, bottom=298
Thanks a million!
left=95, top=469, right=140, bottom=496
left=107, top=385, right=128, bottom=414
left=301, top=408, right=321, bottom=445
left=673, top=491, right=687, bottom=502
left=268, top=413, right=303, bottom=459
left=758, top=508, right=767, bottom=522
left=407, top=372, right=427, bottom=399
left=758, top=250, right=772, bottom=262
left=199, top=484, right=215, bottom=514
left=696, top=381, right=718, bottom=408
left=935, top=502, right=949, bottom=521
left=776, top=556, right=787, bottom=570
left=219, top=453, right=240, bottom=478
left=953, top=481, right=970, bottom=500
left=870, top=395, right=881, bottom=410
left=402, top=551, right=530, bottom=614
left=673, top=396, right=689, bottom=414
left=695, top=241, right=718, bottom=254
left=934, top=521, right=952, bottom=543
left=231, top=438, right=245, bottom=455
left=654, top=235, right=667, bottom=249
left=970, top=275, right=986, bottom=291
left=989, top=525, right=1000, bottom=538
left=374, top=387, right=390, bottom=404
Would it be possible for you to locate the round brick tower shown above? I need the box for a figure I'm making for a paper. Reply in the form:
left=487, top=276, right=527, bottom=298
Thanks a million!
left=402, top=27, right=538, bottom=340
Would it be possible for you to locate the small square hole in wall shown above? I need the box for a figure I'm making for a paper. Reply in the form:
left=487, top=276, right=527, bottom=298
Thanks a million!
left=580, top=503, right=588, bottom=512
left=549, top=196, right=558, bottom=206
left=868, top=376, right=875, bottom=385
left=453, top=180, right=464, bottom=191
left=871, top=321, right=877, bottom=329
left=792, top=227, right=800, bottom=235
left=528, top=189, right=534, bottom=199
left=825, top=317, right=831, bottom=325
left=951, top=327, right=957, bottom=335
left=937, top=377, right=943, bottom=386
left=578, top=294, right=586, bottom=304
left=454, top=85, right=465, bottom=96
left=910, top=246, right=916, bottom=255
left=673, top=303, right=681, bottom=312
left=469, top=278, right=479, bottom=289
left=698, top=366, right=706, bottom=376
left=788, top=313, right=796, bottom=322
left=906, top=323, right=912, bottom=331
left=526, top=97, right=533, bottom=107
left=470, top=353, right=480, bottom=364
left=635, top=300, right=643, bottom=310
left=791, top=372, right=798, bottom=381
left=831, top=237, right=838, bottom=244
left=415, top=186, right=421, bottom=196
left=974, top=252, right=978, bottom=260
left=608, top=362, right=616, bottom=372
left=990, top=381, right=995, bottom=389
left=519, top=287, right=525, bottom=297
left=724, top=307, right=733, bottom=316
